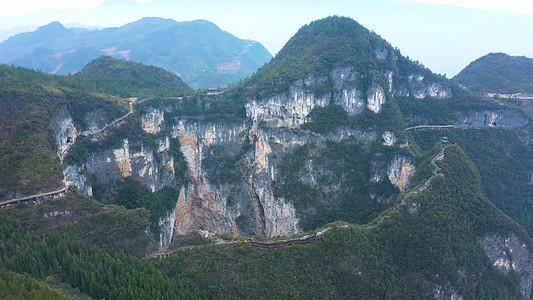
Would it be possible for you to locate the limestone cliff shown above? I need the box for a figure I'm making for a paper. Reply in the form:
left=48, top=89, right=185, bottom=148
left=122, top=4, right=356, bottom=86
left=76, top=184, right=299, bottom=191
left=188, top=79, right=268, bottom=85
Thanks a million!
left=480, top=234, right=533, bottom=298
left=54, top=107, right=78, bottom=163
left=387, top=155, right=415, bottom=192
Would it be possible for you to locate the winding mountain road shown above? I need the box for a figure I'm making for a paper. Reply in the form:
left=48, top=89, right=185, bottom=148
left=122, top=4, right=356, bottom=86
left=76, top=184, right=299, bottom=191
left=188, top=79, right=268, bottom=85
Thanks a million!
left=0, top=187, right=68, bottom=207
left=145, top=226, right=337, bottom=259
left=405, top=125, right=456, bottom=131
left=403, top=145, right=445, bottom=199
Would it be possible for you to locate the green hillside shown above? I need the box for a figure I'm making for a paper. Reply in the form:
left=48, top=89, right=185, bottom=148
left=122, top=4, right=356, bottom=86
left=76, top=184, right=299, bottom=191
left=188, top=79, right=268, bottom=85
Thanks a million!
left=0, top=65, right=127, bottom=199
left=72, top=56, right=193, bottom=98
left=454, top=52, right=533, bottom=93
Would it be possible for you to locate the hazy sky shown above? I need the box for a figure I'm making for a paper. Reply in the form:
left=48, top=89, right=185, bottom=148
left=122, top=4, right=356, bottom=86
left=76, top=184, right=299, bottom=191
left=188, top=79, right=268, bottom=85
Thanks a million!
left=1, top=0, right=532, bottom=77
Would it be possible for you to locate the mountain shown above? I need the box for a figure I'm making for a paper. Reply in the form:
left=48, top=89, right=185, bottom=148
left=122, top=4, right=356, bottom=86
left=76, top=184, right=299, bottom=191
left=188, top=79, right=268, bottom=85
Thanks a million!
left=0, top=65, right=130, bottom=200
left=454, top=52, right=533, bottom=94
left=72, top=56, right=193, bottom=97
left=0, top=17, right=272, bottom=88
left=0, top=25, right=38, bottom=42
left=1, top=16, right=533, bottom=299
left=153, top=145, right=533, bottom=299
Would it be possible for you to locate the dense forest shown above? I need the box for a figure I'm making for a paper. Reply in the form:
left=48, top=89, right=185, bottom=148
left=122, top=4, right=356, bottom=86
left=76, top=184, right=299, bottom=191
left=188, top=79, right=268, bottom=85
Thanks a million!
left=454, top=52, right=533, bottom=93
left=72, top=56, right=193, bottom=98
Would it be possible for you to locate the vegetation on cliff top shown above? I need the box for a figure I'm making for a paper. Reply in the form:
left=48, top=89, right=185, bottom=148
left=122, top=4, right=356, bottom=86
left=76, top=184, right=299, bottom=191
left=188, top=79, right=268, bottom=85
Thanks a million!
left=244, top=16, right=437, bottom=99
left=72, top=56, right=194, bottom=98
left=0, top=65, right=127, bottom=199
left=454, top=52, right=533, bottom=93
left=410, top=128, right=533, bottom=237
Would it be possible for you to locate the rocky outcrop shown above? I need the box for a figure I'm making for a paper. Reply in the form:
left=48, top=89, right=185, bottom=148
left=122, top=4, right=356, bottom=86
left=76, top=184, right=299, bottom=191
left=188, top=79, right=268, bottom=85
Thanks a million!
left=331, top=67, right=365, bottom=116
left=246, top=83, right=330, bottom=128
left=159, top=204, right=178, bottom=247
left=387, top=155, right=415, bottom=191
left=457, top=110, right=529, bottom=129
left=382, top=131, right=397, bottom=147
left=367, top=84, right=386, bottom=113
left=54, top=109, right=78, bottom=163
left=63, top=165, right=92, bottom=197
left=480, top=234, right=533, bottom=298
left=81, top=139, right=175, bottom=194
left=394, top=73, right=452, bottom=100
left=142, top=107, right=165, bottom=134
left=171, top=119, right=299, bottom=238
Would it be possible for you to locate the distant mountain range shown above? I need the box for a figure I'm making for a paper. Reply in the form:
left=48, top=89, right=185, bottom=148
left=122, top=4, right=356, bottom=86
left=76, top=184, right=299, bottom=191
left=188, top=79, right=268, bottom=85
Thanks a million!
left=454, top=52, right=533, bottom=94
left=0, top=17, right=272, bottom=88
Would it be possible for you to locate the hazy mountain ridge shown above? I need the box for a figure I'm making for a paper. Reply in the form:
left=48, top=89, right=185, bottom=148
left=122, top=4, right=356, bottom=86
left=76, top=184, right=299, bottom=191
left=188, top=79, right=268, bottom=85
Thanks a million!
left=0, top=17, right=272, bottom=88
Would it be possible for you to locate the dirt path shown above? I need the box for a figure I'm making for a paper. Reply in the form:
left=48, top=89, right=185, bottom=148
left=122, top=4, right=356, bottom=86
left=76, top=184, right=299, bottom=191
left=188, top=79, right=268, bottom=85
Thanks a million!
left=403, top=145, right=445, bottom=199
left=405, top=125, right=456, bottom=131
left=0, top=187, right=68, bottom=207
left=145, top=226, right=338, bottom=259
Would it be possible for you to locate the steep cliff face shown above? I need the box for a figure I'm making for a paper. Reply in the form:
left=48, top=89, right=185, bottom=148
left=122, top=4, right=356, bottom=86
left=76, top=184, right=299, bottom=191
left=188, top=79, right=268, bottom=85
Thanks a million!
left=331, top=67, right=365, bottom=116
left=457, top=110, right=529, bottom=129
left=142, top=107, right=165, bottom=134
left=81, top=139, right=175, bottom=195
left=394, top=73, right=452, bottom=100
left=245, top=80, right=330, bottom=128
left=387, top=155, right=415, bottom=192
left=480, top=234, right=533, bottom=298
left=63, top=165, right=92, bottom=197
left=170, top=119, right=299, bottom=237
left=54, top=108, right=78, bottom=163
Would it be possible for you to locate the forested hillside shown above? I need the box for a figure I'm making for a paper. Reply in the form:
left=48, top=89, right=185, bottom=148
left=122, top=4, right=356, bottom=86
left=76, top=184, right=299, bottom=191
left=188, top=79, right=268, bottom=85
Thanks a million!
left=454, top=52, right=533, bottom=93
left=73, top=56, right=193, bottom=98
left=0, top=65, right=128, bottom=199
left=1, top=16, right=532, bottom=299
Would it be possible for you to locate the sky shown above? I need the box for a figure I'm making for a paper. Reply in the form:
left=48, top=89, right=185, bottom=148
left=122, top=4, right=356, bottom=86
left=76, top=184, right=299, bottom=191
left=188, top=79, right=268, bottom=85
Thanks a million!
left=0, top=0, right=532, bottom=77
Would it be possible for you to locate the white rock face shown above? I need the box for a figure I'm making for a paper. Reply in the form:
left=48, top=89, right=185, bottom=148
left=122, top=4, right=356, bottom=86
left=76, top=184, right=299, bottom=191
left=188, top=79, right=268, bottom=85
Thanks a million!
left=142, top=107, right=165, bottom=134
left=386, top=70, right=394, bottom=93
left=254, top=134, right=272, bottom=174
left=158, top=136, right=171, bottom=153
left=56, top=115, right=78, bottom=162
left=171, top=121, right=299, bottom=238
left=387, top=155, right=415, bottom=191
left=382, top=131, right=397, bottom=147
left=245, top=86, right=329, bottom=128
left=159, top=204, right=178, bottom=247
left=480, top=234, right=533, bottom=298
left=330, top=67, right=366, bottom=116
left=113, top=139, right=133, bottom=177
left=413, top=82, right=452, bottom=99
left=367, top=85, right=386, bottom=113
left=339, top=88, right=365, bottom=116
left=375, top=48, right=388, bottom=60
left=370, top=161, right=385, bottom=183
left=63, top=165, right=93, bottom=196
